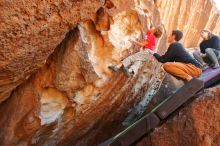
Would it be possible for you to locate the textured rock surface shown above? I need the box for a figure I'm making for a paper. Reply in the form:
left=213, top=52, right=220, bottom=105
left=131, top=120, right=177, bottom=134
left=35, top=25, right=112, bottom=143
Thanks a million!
left=156, top=0, right=220, bottom=48
left=0, top=0, right=101, bottom=103
left=0, top=0, right=165, bottom=145
left=137, top=85, right=220, bottom=146
left=0, top=0, right=220, bottom=146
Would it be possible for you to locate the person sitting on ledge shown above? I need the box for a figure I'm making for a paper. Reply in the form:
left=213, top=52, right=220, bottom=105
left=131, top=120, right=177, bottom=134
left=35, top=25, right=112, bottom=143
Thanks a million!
left=108, top=25, right=163, bottom=77
left=149, top=30, right=202, bottom=82
left=193, top=30, right=220, bottom=70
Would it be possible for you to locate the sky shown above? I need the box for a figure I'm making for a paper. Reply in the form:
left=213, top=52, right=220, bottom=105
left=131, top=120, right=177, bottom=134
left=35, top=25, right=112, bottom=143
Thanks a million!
left=214, top=0, right=220, bottom=10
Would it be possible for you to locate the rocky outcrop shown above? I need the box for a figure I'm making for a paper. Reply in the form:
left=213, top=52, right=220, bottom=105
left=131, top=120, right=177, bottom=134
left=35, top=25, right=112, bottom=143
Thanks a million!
left=156, top=0, right=220, bottom=48
left=0, top=0, right=101, bottom=103
left=137, top=85, right=220, bottom=146
left=0, top=0, right=220, bottom=146
left=0, top=0, right=165, bottom=145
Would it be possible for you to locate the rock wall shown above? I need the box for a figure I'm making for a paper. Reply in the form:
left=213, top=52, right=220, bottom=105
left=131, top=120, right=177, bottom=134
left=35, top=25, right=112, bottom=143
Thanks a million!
left=137, top=85, right=220, bottom=146
left=156, top=0, right=220, bottom=48
left=0, top=0, right=165, bottom=146
left=0, top=0, right=220, bottom=146
left=0, top=0, right=101, bottom=103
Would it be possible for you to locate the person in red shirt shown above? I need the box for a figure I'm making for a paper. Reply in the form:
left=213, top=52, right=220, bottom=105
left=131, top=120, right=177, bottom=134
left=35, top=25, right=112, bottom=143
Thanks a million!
left=108, top=26, right=163, bottom=77
left=130, top=27, right=157, bottom=51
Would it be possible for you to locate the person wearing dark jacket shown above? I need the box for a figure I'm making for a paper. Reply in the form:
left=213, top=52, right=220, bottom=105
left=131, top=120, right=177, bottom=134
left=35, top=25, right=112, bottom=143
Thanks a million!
left=193, top=30, right=220, bottom=69
left=149, top=30, right=202, bottom=82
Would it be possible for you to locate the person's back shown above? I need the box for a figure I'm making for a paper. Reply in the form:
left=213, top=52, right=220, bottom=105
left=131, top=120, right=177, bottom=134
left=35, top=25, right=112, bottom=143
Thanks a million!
left=166, top=42, right=201, bottom=68
left=143, top=30, right=156, bottom=51
left=200, top=35, right=220, bottom=53
left=193, top=30, right=220, bottom=69
left=152, top=30, right=202, bottom=82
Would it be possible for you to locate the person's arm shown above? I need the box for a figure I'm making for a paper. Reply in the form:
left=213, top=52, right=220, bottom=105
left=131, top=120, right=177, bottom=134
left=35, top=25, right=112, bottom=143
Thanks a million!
left=211, top=36, right=220, bottom=49
left=153, top=45, right=175, bottom=63
left=129, top=39, right=147, bottom=48
left=145, top=12, right=153, bottom=30
left=199, top=42, right=206, bottom=55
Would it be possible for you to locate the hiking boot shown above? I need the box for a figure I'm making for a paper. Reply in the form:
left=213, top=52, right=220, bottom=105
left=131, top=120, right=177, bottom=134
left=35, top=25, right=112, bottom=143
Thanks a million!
left=108, top=65, right=119, bottom=72
left=122, top=67, right=131, bottom=77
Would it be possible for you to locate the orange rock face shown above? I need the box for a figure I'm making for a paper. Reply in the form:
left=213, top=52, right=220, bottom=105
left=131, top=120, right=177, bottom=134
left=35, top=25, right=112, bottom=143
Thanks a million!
left=137, top=86, right=220, bottom=146
left=0, top=0, right=165, bottom=145
left=0, top=0, right=101, bottom=103
left=0, top=0, right=220, bottom=146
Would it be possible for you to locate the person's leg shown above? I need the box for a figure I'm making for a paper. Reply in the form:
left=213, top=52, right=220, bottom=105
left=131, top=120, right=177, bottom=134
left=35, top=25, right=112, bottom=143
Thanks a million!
left=108, top=52, right=134, bottom=72
left=108, top=63, right=123, bottom=71
left=193, top=50, right=213, bottom=69
left=133, top=50, right=149, bottom=62
left=205, top=48, right=220, bottom=68
left=163, top=62, right=202, bottom=82
left=121, top=53, right=137, bottom=68
left=193, top=50, right=206, bottom=66
left=121, top=50, right=149, bottom=76
left=216, top=50, right=220, bottom=61
left=108, top=52, right=137, bottom=76
left=109, top=50, right=149, bottom=75
left=202, top=56, right=213, bottom=66
left=126, top=50, right=149, bottom=71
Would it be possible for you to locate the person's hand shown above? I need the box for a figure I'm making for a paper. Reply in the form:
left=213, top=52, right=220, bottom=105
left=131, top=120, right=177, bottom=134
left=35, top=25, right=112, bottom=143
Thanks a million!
left=193, top=47, right=200, bottom=52
left=200, top=53, right=206, bottom=57
left=128, top=39, right=136, bottom=43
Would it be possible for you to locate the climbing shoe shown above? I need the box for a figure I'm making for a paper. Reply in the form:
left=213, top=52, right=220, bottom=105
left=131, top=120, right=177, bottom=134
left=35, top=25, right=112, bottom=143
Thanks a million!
left=122, top=67, right=132, bottom=77
left=108, top=65, right=119, bottom=72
